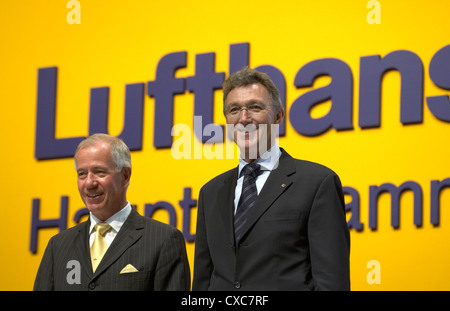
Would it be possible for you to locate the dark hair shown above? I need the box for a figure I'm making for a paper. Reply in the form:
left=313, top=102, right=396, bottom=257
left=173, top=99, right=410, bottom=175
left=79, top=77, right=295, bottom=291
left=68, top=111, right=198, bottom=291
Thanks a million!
left=222, top=67, right=282, bottom=115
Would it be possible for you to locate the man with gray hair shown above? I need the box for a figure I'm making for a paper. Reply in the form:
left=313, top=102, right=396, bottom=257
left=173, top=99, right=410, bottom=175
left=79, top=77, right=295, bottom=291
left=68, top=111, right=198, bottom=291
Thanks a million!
left=34, top=133, right=190, bottom=291
left=193, top=67, right=350, bottom=290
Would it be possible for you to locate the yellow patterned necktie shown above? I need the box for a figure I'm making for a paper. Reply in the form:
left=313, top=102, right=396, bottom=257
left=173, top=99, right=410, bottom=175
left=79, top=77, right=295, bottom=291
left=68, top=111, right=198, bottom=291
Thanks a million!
left=90, top=222, right=111, bottom=272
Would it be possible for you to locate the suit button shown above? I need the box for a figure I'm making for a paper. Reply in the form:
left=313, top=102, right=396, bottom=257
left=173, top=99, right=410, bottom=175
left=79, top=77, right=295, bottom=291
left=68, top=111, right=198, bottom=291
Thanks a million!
left=88, top=283, right=96, bottom=290
left=234, top=282, right=241, bottom=289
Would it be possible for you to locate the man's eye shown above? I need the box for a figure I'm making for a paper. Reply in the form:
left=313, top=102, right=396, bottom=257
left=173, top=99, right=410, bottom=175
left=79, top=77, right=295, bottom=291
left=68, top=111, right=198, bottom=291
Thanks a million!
left=229, top=107, right=240, bottom=114
left=249, top=104, right=263, bottom=112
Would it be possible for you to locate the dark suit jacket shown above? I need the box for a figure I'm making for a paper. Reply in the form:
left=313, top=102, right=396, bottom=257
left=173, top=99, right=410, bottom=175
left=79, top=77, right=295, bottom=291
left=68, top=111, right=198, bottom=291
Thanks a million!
left=33, top=209, right=190, bottom=291
left=192, top=149, right=350, bottom=291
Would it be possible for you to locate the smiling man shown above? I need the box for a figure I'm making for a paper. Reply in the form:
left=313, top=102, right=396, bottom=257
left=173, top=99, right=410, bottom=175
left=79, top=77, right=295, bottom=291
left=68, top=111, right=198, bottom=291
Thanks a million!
left=226, top=81, right=283, bottom=163
left=193, top=67, right=350, bottom=291
left=34, top=134, right=190, bottom=291
left=75, top=135, right=131, bottom=222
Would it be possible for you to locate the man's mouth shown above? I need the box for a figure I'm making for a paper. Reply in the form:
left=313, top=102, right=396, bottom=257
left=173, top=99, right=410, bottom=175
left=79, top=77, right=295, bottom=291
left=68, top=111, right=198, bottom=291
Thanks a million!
left=87, top=193, right=101, bottom=198
left=235, top=123, right=258, bottom=133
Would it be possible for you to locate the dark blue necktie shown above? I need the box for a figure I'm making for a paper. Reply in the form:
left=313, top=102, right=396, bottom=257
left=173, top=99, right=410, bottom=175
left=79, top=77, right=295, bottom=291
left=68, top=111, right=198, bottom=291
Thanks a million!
left=234, top=162, right=261, bottom=244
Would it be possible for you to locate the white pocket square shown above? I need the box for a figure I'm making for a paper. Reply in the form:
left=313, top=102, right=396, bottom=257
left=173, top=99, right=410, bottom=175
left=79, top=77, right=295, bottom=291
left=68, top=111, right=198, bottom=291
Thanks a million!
left=120, top=264, right=139, bottom=274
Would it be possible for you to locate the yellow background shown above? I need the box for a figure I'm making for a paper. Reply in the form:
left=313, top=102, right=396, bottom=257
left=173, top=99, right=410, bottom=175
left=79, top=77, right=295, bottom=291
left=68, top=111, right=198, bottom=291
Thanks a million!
left=1, top=0, right=449, bottom=290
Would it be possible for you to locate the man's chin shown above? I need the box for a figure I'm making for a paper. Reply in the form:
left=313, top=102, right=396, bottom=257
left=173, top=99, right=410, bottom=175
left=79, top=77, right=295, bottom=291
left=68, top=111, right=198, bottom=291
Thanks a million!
left=236, top=142, right=260, bottom=160
left=86, top=204, right=106, bottom=217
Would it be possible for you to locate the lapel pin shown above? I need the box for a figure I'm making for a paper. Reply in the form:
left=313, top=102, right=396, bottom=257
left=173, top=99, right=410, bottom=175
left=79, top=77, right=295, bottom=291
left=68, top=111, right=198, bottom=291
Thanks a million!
left=281, top=183, right=286, bottom=188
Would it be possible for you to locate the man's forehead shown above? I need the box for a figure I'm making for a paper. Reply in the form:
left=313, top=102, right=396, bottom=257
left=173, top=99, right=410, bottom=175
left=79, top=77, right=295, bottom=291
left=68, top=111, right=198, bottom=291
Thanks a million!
left=75, top=143, right=114, bottom=166
left=76, top=163, right=109, bottom=171
left=230, top=83, right=268, bottom=93
left=226, top=83, right=270, bottom=103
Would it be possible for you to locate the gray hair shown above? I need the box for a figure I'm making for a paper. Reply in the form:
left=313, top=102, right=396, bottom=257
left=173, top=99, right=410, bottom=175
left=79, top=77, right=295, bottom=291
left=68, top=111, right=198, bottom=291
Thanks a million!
left=74, top=133, right=131, bottom=172
left=222, top=66, right=282, bottom=114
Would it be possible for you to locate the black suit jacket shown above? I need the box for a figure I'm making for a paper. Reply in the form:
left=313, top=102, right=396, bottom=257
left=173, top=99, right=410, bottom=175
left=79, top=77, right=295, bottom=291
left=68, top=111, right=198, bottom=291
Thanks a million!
left=193, top=149, right=350, bottom=291
left=34, top=209, right=190, bottom=291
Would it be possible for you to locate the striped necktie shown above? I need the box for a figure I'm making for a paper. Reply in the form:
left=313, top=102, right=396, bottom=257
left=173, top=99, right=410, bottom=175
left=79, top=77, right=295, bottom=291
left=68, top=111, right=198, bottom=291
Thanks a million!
left=234, top=163, right=261, bottom=245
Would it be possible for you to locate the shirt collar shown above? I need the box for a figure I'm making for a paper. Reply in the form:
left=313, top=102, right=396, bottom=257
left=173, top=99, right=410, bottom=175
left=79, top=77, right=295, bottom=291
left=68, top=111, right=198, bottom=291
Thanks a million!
left=89, top=202, right=132, bottom=234
left=238, top=141, right=282, bottom=177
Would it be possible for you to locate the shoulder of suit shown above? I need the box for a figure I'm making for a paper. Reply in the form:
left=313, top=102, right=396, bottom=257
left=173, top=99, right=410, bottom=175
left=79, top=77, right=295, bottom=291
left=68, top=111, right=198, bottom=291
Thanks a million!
left=293, top=158, right=337, bottom=175
left=200, top=167, right=237, bottom=190
left=292, top=158, right=337, bottom=177
left=136, top=212, right=183, bottom=237
left=45, top=221, right=88, bottom=244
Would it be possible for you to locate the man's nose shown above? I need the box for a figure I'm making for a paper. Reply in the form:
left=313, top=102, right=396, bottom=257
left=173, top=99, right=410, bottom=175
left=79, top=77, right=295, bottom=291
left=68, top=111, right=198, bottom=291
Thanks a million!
left=238, top=108, right=251, bottom=124
left=86, top=173, right=98, bottom=188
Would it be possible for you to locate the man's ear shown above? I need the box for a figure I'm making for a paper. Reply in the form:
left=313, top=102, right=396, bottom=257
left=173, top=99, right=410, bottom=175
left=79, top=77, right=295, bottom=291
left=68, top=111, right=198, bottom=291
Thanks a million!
left=121, top=166, right=132, bottom=187
left=275, top=107, right=285, bottom=125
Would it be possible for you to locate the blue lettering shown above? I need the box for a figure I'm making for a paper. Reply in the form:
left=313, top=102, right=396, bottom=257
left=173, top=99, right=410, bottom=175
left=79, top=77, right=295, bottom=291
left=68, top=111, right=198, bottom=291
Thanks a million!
left=35, top=68, right=145, bottom=160
left=30, top=176, right=450, bottom=254
left=290, top=58, right=353, bottom=136
left=30, top=196, right=68, bottom=253
left=229, top=42, right=249, bottom=74
left=186, top=52, right=225, bottom=143
left=73, top=207, right=89, bottom=223
left=430, top=178, right=450, bottom=226
left=35, top=43, right=450, bottom=159
left=35, top=67, right=84, bottom=160
left=256, top=65, right=287, bottom=136
left=147, top=51, right=187, bottom=148
left=359, top=50, right=424, bottom=129
left=343, top=186, right=364, bottom=231
left=369, top=181, right=423, bottom=230
left=89, top=83, right=145, bottom=150
left=145, top=201, right=177, bottom=227
left=427, top=45, right=450, bottom=122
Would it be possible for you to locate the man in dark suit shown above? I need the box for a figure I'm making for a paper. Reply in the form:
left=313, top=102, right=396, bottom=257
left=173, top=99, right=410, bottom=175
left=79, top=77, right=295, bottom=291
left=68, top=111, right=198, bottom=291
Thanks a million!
left=34, top=134, right=190, bottom=291
left=192, top=67, right=350, bottom=291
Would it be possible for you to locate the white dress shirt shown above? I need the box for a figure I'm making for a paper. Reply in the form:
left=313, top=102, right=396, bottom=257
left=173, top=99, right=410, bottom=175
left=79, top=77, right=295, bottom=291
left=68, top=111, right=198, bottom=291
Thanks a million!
left=234, top=142, right=282, bottom=214
left=89, top=202, right=132, bottom=248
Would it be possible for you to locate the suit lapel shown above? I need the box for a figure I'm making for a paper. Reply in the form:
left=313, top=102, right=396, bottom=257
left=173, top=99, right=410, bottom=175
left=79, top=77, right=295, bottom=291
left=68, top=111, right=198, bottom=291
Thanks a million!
left=237, top=150, right=296, bottom=243
left=74, top=220, right=94, bottom=278
left=218, top=167, right=239, bottom=247
left=93, top=209, right=144, bottom=276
